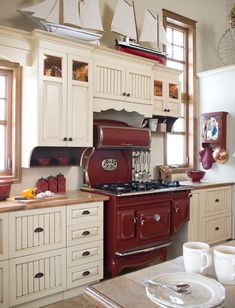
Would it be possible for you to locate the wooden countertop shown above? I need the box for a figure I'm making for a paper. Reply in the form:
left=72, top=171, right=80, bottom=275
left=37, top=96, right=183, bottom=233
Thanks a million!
left=180, top=180, right=234, bottom=190
left=0, top=190, right=109, bottom=212
left=84, top=240, right=235, bottom=308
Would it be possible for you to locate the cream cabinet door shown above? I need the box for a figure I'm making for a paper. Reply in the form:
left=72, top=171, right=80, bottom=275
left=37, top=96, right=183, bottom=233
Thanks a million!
left=0, top=213, right=8, bottom=262
left=187, top=191, right=200, bottom=242
left=9, top=249, right=66, bottom=307
left=93, top=61, right=125, bottom=100
left=0, top=261, right=9, bottom=308
left=9, top=207, right=66, bottom=258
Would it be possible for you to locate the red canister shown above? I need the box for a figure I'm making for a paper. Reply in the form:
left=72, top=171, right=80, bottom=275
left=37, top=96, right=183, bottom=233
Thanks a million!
left=57, top=173, right=66, bottom=193
left=47, top=175, right=58, bottom=193
left=36, top=177, right=48, bottom=193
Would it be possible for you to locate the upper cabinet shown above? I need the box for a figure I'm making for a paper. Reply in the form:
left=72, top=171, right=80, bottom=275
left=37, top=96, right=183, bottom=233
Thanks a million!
left=21, top=33, right=95, bottom=167
left=153, top=66, right=182, bottom=118
left=93, top=51, right=154, bottom=117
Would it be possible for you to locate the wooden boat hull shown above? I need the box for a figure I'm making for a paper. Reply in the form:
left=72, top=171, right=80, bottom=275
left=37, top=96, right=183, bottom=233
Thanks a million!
left=115, top=41, right=166, bottom=64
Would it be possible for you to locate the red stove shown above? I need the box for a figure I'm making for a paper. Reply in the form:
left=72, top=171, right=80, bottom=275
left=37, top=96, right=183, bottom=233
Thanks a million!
left=81, top=120, right=191, bottom=277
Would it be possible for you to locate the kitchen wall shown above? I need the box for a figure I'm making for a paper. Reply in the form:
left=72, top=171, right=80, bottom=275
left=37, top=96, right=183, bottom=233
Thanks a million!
left=0, top=0, right=229, bottom=194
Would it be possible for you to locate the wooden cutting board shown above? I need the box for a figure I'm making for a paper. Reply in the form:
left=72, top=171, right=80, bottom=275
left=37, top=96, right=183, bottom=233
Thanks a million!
left=9, top=194, right=67, bottom=204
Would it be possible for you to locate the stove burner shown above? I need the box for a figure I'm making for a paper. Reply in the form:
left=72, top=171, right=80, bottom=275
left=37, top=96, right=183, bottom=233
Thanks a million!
left=94, top=180, right=181, bottom=195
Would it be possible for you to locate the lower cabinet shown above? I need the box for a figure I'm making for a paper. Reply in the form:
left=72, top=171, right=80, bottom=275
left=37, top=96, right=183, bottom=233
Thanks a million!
left=188, top=185, right=232, bottom=244
left=9, top=250, right=66, bottom=307
left=0, top=201, right=104, bottom=307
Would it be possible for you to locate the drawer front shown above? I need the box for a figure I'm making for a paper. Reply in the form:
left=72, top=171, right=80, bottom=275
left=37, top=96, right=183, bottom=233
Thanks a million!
left=9, top=249, right=66, bottom=306
left=9, top=207, right=66, bottom=258
left=67, top=240, right=103, bottom=267
left=201, top=187, right=231, bottom=216
left=67, top=221, right=103, bottom=247
left=0, top=261, right=9, bottom=308
left=67, top=260, right=103, bottom=289
left=0, top=213, right=8, bottom=261
left=67, top=202, right=103, bottom=225
left=200, top=214, right=232, bottom=244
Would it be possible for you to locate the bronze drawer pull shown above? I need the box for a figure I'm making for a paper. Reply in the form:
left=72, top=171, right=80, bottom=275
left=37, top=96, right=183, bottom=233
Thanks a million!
left=215, top=198, right=220, bottom=203
left=82, top=271, right=90, bottom=276
left=215, top=227, right=220, bottom=231
left=82, top=251, right=91, bottom=257
left=82, top=230, right=90, bottom=236
left=82, top=210, right=90, bottom=215
left=34, top=272, right=44, bottom=279
left=34, top=227, right=44, bottom=233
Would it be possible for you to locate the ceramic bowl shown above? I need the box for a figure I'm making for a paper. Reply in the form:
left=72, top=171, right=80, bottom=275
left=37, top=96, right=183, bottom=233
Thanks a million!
left=186, top=170, right=205, bottom=182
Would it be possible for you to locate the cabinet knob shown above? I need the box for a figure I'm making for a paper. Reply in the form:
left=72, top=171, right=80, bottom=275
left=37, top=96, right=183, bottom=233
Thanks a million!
left=82, top=230, right=90, bottom=236
left=68, top=137, right=73, bottom=141
left=122, top=92, right=127, bottom=96
left=175, top=207, right=180, bottom=213
left=82, top=210, right=90, bottom=215
left=34, top=227, right=44, bottom=233
left=82, top=251, right=91, bottom=257
left=188, top=193, right=192, bottom=198
left=34, top=272, right=44, bottom=279
left=215, top=226, right=220, bottom=231
left=82, top=271, right=90, bottom=277
left=63, top=137, right=67, bottom=141
left=126, top=93, right=130, bottom=97
left=154, top=214, right=161, bottom=222
left=215, top=198, right=220, bottom=203
left=167, top=109, right=170, bottom=112
left=140, top=219, right=145, bottom=226
left=164, top=108, right=167, bottom=112
left=133, top=217, right=137, bottom=224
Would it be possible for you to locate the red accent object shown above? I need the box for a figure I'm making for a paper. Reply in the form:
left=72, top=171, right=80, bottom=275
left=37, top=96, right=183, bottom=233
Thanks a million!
left=199, top=147, right=215, bottom=170
left=115, top=46, right=167, bottom=65
left=186, top=170, right=205, bottom=183
left=0, top=180, right=12, bottom=201
left=57, top=173, right=66, bottom=193
left=36, top=177, right=49, bottom=193
left=47, top=175, right=58, bottom=193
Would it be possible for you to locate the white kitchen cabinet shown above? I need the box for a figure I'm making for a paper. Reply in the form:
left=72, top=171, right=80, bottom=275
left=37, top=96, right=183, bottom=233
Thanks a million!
left=188, top=185, right=232, bottom=244
left=93, top=52, right=153, bottom=117
left=153, top=66, right=182, bottom=118
left=0, top=214, right=8, bottom=262
left=9, top=207, right=66, bottom=258
left=0, top=261, right=9, bottom=308
left=9, top=249, right=66, bottom=307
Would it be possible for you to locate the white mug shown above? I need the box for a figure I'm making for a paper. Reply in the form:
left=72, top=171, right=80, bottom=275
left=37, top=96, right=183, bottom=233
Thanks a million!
left=183, top=242, right=212, bottom=275
left=214, top=245, right=235, bottom=285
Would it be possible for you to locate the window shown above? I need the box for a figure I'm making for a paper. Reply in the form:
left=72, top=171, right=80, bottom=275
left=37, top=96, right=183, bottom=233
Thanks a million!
left=0, top=61, right=21, bottom=181
left=163, top=10, right=197, bottom=169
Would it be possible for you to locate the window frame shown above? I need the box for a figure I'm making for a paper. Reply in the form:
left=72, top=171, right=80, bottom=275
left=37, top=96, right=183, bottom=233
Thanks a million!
left=0, top=60, right=21, bottom=182
left=162, top=9, right=197, bottom=171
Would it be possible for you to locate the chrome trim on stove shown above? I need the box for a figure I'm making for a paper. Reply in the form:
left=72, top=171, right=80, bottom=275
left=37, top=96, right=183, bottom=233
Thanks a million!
left=115, top=241, right=173, bottom=257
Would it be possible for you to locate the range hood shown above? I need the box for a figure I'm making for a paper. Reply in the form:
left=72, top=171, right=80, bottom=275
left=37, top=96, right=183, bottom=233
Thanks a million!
left=93, top=120, right=151, bottom=150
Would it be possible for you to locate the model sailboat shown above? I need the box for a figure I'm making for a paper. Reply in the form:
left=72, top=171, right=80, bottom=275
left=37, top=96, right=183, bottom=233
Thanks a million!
left=18, top=0, right=104, bottom=43
left=111, top=0, right=170, bottom=64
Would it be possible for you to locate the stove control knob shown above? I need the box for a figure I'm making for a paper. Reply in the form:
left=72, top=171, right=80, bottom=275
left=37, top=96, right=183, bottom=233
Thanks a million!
left=154, top=214, right=161, bottom=222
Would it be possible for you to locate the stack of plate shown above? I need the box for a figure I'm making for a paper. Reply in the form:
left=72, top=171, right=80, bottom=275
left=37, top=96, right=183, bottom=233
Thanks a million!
left=145, top=272, right=225, bottom=307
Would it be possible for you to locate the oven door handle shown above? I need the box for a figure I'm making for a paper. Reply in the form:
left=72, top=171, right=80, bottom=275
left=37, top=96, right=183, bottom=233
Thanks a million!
left=115, top=241, right=173, bottom=257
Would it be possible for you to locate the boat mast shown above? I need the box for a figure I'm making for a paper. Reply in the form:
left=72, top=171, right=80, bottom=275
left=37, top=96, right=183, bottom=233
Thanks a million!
left=132, top=0, right=139, bottom=43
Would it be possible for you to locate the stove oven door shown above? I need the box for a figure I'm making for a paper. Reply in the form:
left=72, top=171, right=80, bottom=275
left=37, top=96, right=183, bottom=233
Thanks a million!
left=137, top=204, right=171, bottom=242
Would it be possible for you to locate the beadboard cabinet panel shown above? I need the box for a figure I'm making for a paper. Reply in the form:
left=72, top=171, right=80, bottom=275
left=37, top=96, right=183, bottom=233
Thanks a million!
left=0, top=214, right=8, bottom=262
left=0, top=261, right=9, bottom=308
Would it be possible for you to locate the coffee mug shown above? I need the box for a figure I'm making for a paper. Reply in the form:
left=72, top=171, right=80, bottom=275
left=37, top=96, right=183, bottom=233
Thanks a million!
left=183, top=242, right=212, bottom=275
left=214, top=245, right=235, bottom=285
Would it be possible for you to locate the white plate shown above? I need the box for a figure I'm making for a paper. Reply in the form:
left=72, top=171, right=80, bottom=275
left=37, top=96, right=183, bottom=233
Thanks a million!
left=146, top=272, right=225, bottom=308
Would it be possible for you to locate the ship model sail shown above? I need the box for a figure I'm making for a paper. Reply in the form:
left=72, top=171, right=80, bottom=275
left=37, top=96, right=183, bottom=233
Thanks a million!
left=111, top=0, right=170, bottom=64
left=18, top=0, right=103, bottom=43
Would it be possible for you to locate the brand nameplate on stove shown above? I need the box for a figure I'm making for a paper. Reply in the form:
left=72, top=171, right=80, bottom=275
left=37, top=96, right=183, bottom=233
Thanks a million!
left=101, top=158, right=118, bottom=171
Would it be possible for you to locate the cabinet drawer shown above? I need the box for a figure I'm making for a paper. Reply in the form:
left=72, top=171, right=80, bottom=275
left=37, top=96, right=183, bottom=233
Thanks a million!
left=9, top=207, right=66, bottom=258
left=201, top=187, right=231, bottom=216
left=0, top=260, right=9, bottom=308
left=67, top=260, right=103, bottom=289
left=67, top=221, right=103, bottom=247
left=67, top=202, right=103, bottom=225
left=200, top=213, right=232, bottom=244
left=67, top=240, right=103, bottom=267
left=9, top=249, right=66, bottom=306
left=0, top=213, right=8, bottom=261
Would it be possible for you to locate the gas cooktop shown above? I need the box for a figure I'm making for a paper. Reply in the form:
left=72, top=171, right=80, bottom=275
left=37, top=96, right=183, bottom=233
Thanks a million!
left=93, top=180, right=191, bottom=196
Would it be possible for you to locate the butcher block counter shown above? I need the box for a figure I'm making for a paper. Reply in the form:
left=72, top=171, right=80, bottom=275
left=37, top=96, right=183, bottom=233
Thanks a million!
left=180, top=180, right=234, bottom=190
left=0, top=190, right=109, bottom=212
